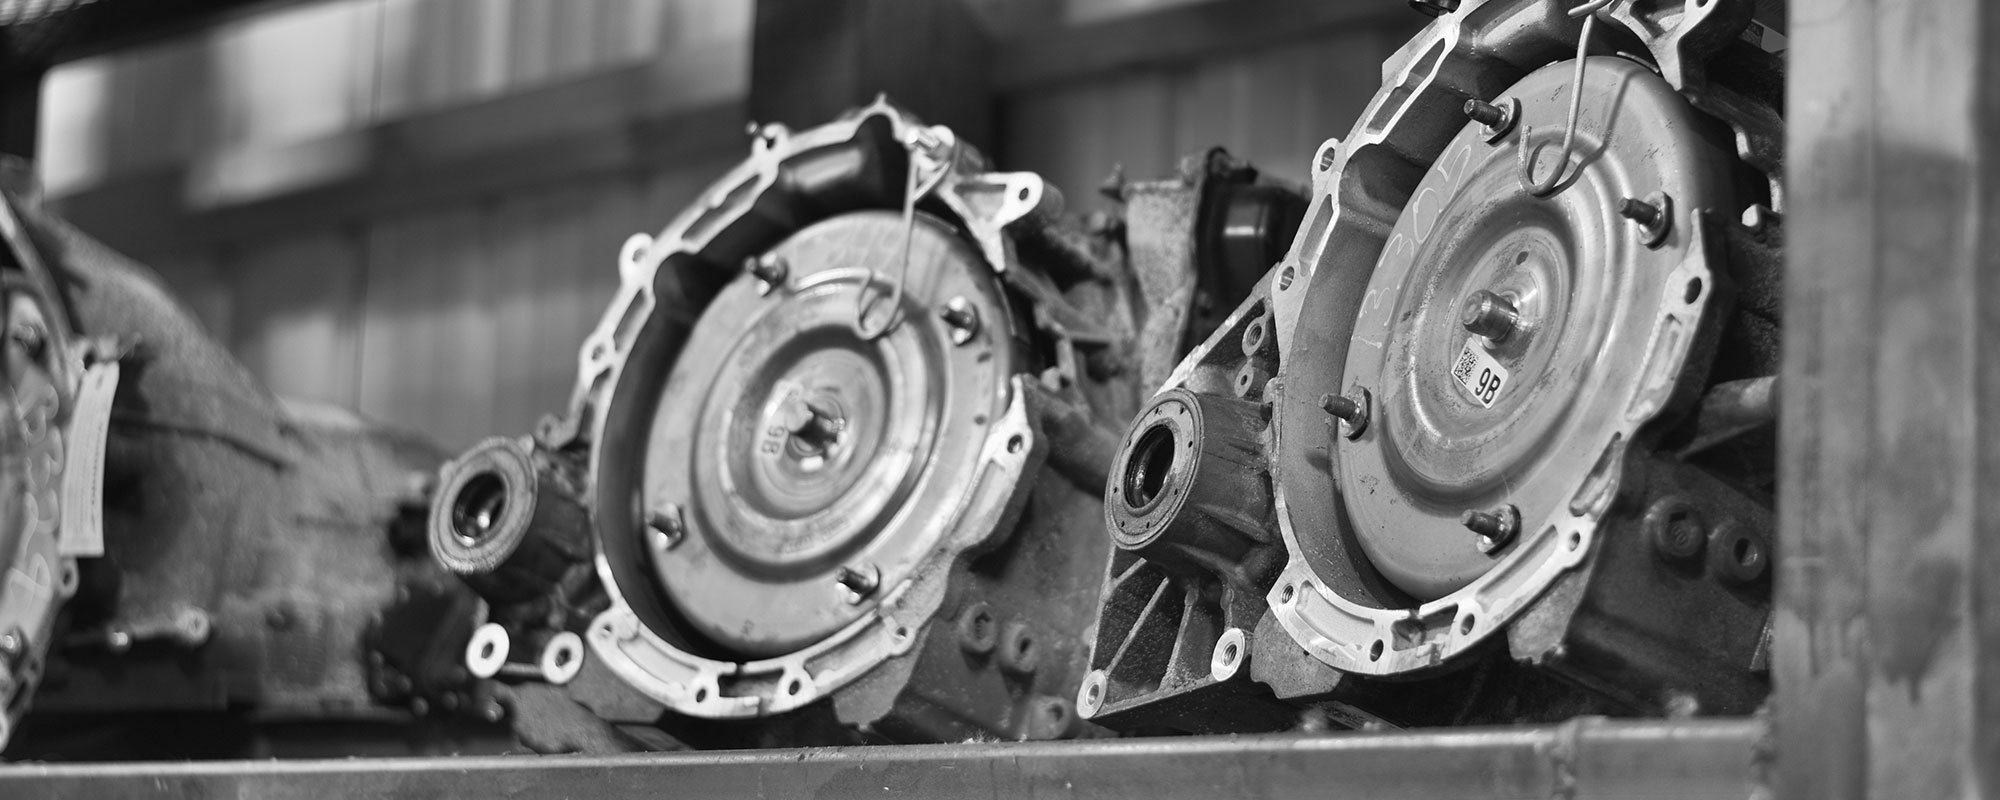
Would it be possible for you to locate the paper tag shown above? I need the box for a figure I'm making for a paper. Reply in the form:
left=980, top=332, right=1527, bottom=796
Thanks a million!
left=57, top=360, right=118, bottom=558
left=1450, top=337, right=1510, bottom=409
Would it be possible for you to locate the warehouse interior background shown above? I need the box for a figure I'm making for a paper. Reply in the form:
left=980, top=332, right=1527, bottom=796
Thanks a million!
left=32, top=0, right=1422, bottom=450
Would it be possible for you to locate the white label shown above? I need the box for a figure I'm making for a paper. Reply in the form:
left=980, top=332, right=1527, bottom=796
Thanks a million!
left=1450, top=337, right=1510, bottom=408
left=58, top=360, right=118, bottom=558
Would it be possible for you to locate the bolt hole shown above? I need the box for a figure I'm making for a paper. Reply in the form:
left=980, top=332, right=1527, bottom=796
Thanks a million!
left=1122, top=425, right=1177, bottom=509
left=554, top=647, right=573, bottom=667
left=1018, top=187, right=1031, bottom=201
left=1568, top=531, right=1583, bottom=551
left=450, top=472, right=508, bottom=547
left=1087, top=682, right=1103, bottom=703
left=1007, top=435, right=1024, bottom=454
left=1733, top=536, right=1753, bottom=564
left=695, top=687, right=710, bottom=703
left=1459, top=616, right=1475, bottom=635
left=1016, top=636, right=1035, bottom=660
left=787, top=679, right=803, bottom=696
left=479, top=642, right=496, bottom=659
left=1278, top=266, right=1296, bottom=291
left=1685, top=277, right=1703, bottom=303
left=1280, top=584, right=1297, bottom=603
left=1222, top=642, right=1240, bottom=665
left=1317, top=146, right=1337, bottom=171
left=1515, top=250, right=1529, bottom=265
left=895, top=626, right=911, bottom=640
left=1369, top=640, right=1384, bottom=661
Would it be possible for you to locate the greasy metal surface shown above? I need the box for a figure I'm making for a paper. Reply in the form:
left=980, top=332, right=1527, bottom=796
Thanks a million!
left=1080, top=0, right=1778, bottom=728
left=0, top=718, right=1764, bottom=800
left=0, top=178, right=473, bottom=759
left=644, top=212, right=1013, bottom=658
left=1269, top=53, right=1738, bottom=674
left=0, top=189, right=80, bottom=751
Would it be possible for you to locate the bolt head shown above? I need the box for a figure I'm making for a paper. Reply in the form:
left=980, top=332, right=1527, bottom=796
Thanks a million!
left=939, top=297, right=981, bottom=345
left=835, top=564, right=880, bottom=603
left=1459, top=289, right=1520, bottom=341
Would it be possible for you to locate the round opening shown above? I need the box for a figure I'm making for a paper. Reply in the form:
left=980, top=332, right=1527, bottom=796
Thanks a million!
left=1123, top=425, right=1178, bottom=510
left=479, top=641, right=496, bottom=659
left=1733, top=536, right=1753, bottom=564
left=1515, top=250, right=1529, bottom=265
left=1568, top=531, right=1583, bottom=551
left=1685, top=277, right=1704, bottom=303
left=1459, top=616, right=1475, bottom=635
left=1280, top=583, right=1296, bottom=603
left=450, top=472, right=508, bottom=547
left=1086, top=682, right=1102, bottom=703
left=787, top=679, right=803, bottom=696
left=554, top=646, right=573, bottom=667
left=1368, top=640, right=1384, bottom=661
left=973, top=612, right=993, bottom=640
left=1242, top=319, right=1266, bottom=351
left=1016, top=636, right=1036, bottom=660
left=1007, top=435, right=1024, bottom=454
left=1221, top=642, right=1240, bottom=665
left=694, top=687, right=710, bottom=703
left=1278, top=266, right=1296, bottom=291
left=1017, top=187, right=1031, bottom=201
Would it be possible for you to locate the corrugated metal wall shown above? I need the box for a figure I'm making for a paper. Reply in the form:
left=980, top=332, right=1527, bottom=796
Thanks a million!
left=40, top=0, right=1400, bottom=451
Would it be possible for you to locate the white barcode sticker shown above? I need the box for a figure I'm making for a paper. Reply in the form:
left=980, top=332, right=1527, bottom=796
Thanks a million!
left=1450, top=337, right=1510, bottom=408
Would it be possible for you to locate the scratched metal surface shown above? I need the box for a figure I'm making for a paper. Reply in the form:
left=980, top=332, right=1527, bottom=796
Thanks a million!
left=0, top=717, right=1761, bottom=799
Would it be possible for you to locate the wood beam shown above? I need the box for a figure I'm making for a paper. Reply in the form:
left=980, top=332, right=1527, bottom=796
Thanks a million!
left=749, top=0, right=992, bottom=147
left=1777, top=0, right=2000, bottom=797
left=991, top=0, right=1418, bottom=93
left=50, top=64, right=746, bottom=262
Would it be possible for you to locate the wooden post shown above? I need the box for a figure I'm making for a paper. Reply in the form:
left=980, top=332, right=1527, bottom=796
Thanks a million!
left=748, top=0, right=992, bottom=148
left=1777, top=0, right=2000, bottom=797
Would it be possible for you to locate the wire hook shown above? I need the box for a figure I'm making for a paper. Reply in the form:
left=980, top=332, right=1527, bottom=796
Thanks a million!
left=856, top=128, right=956, bottom=340
left=1518, top=0, right=1617, bottom=197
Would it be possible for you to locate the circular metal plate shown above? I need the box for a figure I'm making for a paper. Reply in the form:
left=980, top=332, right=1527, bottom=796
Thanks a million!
left=1335, top=56, right=1730, bottom=601
left=642, top=210, right=1014, bottom=658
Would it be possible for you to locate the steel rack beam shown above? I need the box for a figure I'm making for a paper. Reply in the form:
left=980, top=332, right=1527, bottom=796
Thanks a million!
left=0, top=717, right=1762, bottom=800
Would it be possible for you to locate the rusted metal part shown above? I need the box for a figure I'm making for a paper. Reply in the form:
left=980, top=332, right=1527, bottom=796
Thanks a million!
left=0, top=718, right=1764, bottom=799
left=1776, top=0, right=2000, bottom=797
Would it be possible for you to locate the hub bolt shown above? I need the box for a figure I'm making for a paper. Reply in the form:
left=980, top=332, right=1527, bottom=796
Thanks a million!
left=746, top=253, right=788, bottom=293
left=648, top=503, right=685, bottom=550
left=1320, top=390, right=1370, bottom=439
left=783, top=400, right=844, bottom=455
left=1460, top=290, right=1521, bottom=342
left=1462, top=504, right=1521, bottom=554
left=939, top=296, right=981, bottom=345
left=1618, top=192, right=1674, bottom=247
left=1464, top=99, right=1506, bottom=127
left=836, top=565, right=880, bottom=603
left=1465, top=97, right=1520, bottom=141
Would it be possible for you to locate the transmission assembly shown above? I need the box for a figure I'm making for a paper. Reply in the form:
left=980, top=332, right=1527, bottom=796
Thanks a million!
left=427, top=99, right=1301, bottom=746
left=0, top=166, right=487, bottom=759
left=1082, top=0, right=1783, bottom=731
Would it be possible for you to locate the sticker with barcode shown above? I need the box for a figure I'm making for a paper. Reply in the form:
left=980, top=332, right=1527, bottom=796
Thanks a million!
left=1450, top=337, right=1509, bottom=408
